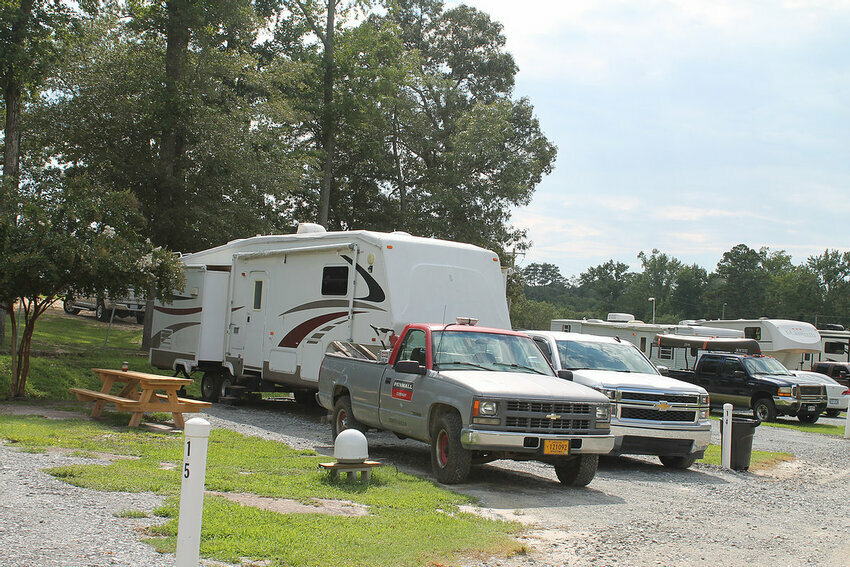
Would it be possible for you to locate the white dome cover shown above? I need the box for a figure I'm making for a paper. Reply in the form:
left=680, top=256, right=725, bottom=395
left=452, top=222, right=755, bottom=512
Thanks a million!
left=334, top=429, right=368, bottom=463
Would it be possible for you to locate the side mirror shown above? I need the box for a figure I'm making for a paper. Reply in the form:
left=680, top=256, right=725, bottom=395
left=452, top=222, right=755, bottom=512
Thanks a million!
left=396, top=360, right=426, bottom=375
left=656, top=365, right=669, bottom=376
left=557, top=369, right=574, bottom=381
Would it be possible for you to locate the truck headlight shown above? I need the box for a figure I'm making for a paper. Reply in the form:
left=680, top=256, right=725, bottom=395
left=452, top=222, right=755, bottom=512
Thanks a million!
left=777, top=387, right=792, bottom=397
left=699, top=394, right=710, bottom=406
left=595, top=404, right=611, bottom=422
left=598, top=388, right=618, bottom=402
left=473, top=400, right=498, bottom=416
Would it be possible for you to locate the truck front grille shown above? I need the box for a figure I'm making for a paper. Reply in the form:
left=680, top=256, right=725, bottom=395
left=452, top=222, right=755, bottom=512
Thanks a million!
left=620, top=408, right=696, bottom=422
left=621, top=392, right=700, bottom=405
left=798, top=385, right=826, bottom=401
left=501, top=401, right=594, bottom=434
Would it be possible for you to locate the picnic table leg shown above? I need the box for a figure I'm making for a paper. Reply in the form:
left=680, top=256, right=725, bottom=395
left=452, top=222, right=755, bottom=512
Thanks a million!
left=91, top=375, right=117, bottom=418
left=128, top=388, right=155, bottom=427
left=165, top=388, right=187, bottom=429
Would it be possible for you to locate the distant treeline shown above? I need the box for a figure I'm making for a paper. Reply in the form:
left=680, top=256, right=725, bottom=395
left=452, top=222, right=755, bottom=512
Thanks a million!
left=509, top=245, right=850, bottom=332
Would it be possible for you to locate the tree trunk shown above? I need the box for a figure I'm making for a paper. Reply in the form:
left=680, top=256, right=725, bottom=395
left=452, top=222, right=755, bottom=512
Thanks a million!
left=8, top=302, right=20, bottom=398
left=155, top=0, right=190, bottom=250
left=317, top=0, right=336, bottom=227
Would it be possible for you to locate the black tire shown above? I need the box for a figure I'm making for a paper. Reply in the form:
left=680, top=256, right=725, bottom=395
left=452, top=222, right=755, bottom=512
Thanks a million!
left=63, top=297, right=80, bottom=315
left=554, top=454, right=599, bottom=487
left=201, top=373, right=220, bottom=403
left=332, top=395, right=365, bottom=439
left=135, top=311, right=145, bottom=324
left=430, top=412, right=472, bottom=484
left=825, top=409, right=841, bottom=418
left=219, top=375, right=233, bottom=399
left=753, top=397, right=777, bottom=422
left=659, top=455, right=698, bottom=469
left=797, top=412, right=819, bottom=424
left=95, top=300, right=112, bottom=322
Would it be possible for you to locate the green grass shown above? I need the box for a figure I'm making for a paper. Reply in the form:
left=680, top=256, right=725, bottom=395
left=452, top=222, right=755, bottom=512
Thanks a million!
left=709, top=412, right=848, bottom=437
left=698, top=444, right=794, bottom=470
left=0, top=309, right=194, bottom=400
left=0, top=414, right=521, bottom=566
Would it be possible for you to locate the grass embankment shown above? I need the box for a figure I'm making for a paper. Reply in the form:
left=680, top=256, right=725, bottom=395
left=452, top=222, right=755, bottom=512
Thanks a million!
left=698, top=444, right=794, bottom=470
left=0, top=414, right=521, bottom=566
left=0, top=309, right=192, bottom=400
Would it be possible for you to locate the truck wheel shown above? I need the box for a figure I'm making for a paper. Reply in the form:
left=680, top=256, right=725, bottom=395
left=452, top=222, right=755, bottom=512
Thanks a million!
left=95, top=300, right=112, bottom=322
left=219, top=375, right=233, bottom=399
left=554, top=454, right=598, bottom=487
left=659, top=455, right=697, bottom=469
left=797, top=412, right=819, bottom=424
left=752, top=397, right=777, bottom=422
left=825, top=409, right=841, bottom=418
left=201, top=373, right=220, bottom=403
left=332, top=395, right=365, bottom=438
left=63, top=296, right=80, bottom=315
left=430, top=412, right=472, bottom=484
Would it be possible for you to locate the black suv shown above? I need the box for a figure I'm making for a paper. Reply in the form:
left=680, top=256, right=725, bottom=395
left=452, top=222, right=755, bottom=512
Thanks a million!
left=811, top=362, right=850, bottom=388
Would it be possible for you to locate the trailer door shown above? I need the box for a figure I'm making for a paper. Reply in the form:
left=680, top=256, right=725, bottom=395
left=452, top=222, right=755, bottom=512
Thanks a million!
left=229, top=270, right=267, bottom=370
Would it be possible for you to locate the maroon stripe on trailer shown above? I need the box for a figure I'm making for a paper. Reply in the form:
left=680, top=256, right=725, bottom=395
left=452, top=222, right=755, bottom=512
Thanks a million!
left=154, top=306, right=202, bottom=315
left=278, top=311, right=365, bottom=348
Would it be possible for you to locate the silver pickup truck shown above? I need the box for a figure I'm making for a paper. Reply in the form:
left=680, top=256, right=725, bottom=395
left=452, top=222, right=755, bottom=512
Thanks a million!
left=526, top=331, right=711, bottom=469
left=317, top=320, right=615, bottom=486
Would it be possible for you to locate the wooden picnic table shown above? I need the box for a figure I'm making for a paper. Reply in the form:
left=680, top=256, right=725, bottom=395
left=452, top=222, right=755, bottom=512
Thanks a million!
left=70, top=368, right=211, bottom=429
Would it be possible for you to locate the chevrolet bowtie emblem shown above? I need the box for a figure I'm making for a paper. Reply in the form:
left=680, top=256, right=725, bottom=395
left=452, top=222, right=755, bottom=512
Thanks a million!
left=654, top=401, right=672, bottom=411
left=546, top=413, right=561, bottom=420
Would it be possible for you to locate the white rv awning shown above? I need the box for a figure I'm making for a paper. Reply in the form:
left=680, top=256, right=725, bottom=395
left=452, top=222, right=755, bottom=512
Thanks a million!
left=656, top=335, right=761, bottom=354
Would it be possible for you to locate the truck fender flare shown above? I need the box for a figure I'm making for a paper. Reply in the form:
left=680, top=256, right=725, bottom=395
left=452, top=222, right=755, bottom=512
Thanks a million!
left=751, top=391, right=773, bottom=407
left=427, top=403, right=463, bottom=438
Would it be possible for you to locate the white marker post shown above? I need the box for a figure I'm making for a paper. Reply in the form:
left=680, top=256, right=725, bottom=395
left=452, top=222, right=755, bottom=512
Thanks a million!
left=176, top=417, right=211, bottom=567
left=721, top=403, right=733, bottom=470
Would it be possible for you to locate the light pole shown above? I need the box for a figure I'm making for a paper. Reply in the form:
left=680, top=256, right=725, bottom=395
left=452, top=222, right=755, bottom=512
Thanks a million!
left=648, top=297, right=656, bottom=324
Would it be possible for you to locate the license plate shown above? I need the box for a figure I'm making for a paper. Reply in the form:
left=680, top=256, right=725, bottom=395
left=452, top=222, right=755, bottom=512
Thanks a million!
left=829, top=400, right=839, bottom=405
left=543, top=439, right=570, bottom=455
left=807, top=405, right=816, bottom=412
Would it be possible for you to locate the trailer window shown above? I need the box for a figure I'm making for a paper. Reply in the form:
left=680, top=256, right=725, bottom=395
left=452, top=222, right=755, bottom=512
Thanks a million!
left=640, top=337, right=647, bottom=352
left=744, top=327, right=761, bottom=340
left=825, top=341, right=846, bottom=355
left=658, top=346, right=673, bottom=360
left=322, top=266, right=349, bottom=295
left=253, top=280, right=263, bottom=310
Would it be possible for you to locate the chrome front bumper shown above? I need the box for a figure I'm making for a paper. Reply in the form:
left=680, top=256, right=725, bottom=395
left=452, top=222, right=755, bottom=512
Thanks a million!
left=611, top=422, right=711, bottom=453
left=461, top=428, right=615, bottom=455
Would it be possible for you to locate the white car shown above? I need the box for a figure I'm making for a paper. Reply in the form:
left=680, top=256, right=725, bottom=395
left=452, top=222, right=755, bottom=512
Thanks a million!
left=792, top=371, right=849, bottom=417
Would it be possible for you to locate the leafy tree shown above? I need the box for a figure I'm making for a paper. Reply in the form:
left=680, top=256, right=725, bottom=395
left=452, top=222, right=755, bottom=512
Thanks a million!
left=669, top=264, right=708, bottom=320
left=522, top=262, right=566, bottom=288
left=371, top=0, right=556, bottom=256
left=578, top=260, right=634, bottom=316
left=0, top=177, right=183, bottom=397
left=714, top=244, right=768, bottom=318
left=807, top=249, right=850, bottom=324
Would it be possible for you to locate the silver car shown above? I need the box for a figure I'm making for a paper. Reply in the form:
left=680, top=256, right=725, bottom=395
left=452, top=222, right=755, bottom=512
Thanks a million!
left=63, top=290, right=146, bottom=323
left=793, top=370, right=849, bottom=417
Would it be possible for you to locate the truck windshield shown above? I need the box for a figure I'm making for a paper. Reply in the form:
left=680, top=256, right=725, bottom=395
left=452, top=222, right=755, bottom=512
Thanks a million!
left=555, top=340, right=658, bottom=374
left=432, top=331, right=553, bottom=375
left=742, top=357, right=792, bottom=376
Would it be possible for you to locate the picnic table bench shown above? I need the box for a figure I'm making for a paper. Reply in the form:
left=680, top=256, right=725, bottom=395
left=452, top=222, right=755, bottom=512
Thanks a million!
left=70, top=368, right=211, bottom=429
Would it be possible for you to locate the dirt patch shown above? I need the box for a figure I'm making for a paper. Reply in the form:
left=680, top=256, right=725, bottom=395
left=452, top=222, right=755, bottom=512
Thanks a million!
left=207, top=492, right=370, bottom=517
left=0, top=403, right=83, bottom=420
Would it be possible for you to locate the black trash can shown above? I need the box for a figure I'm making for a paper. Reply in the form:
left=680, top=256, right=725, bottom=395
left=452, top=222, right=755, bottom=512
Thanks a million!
left=721, top=417, right=760, bottom=471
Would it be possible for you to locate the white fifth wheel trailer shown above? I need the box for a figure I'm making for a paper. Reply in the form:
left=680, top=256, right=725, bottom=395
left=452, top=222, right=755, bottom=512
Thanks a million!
left=693, top=319, right=822, bottom=370
left=817, top=327, right=850, bottom=364
left=150, top=225, right=511, bottom=403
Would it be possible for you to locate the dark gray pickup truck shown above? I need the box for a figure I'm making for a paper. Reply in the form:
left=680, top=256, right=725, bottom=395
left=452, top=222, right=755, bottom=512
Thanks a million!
left=317, top=321, right=615, bottom=486
left=668, top=353, right=828, bottom=423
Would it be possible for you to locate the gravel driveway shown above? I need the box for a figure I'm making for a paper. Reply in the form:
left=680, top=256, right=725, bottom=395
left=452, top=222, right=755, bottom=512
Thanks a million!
left=2, top=400, right=849, bottom=566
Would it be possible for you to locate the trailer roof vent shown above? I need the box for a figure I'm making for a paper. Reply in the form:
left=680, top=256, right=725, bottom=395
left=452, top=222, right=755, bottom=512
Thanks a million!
left=296, top=222, right=327, bottom=234
left=607, top=313, right=635, bottom=323
left=334, top=429, right=368, bottom=464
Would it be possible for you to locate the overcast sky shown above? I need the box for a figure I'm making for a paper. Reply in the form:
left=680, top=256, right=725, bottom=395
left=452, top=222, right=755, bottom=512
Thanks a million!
left=454, top=0, right=850, bottom=278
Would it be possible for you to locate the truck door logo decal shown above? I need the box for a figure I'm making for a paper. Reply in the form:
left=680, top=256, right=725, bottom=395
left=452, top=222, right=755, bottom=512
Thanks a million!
left=278, top=311, right=365, bottom=348
left=392, top=379, right=414, bottom=401
left=341, top=255, right=386, bottom=303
